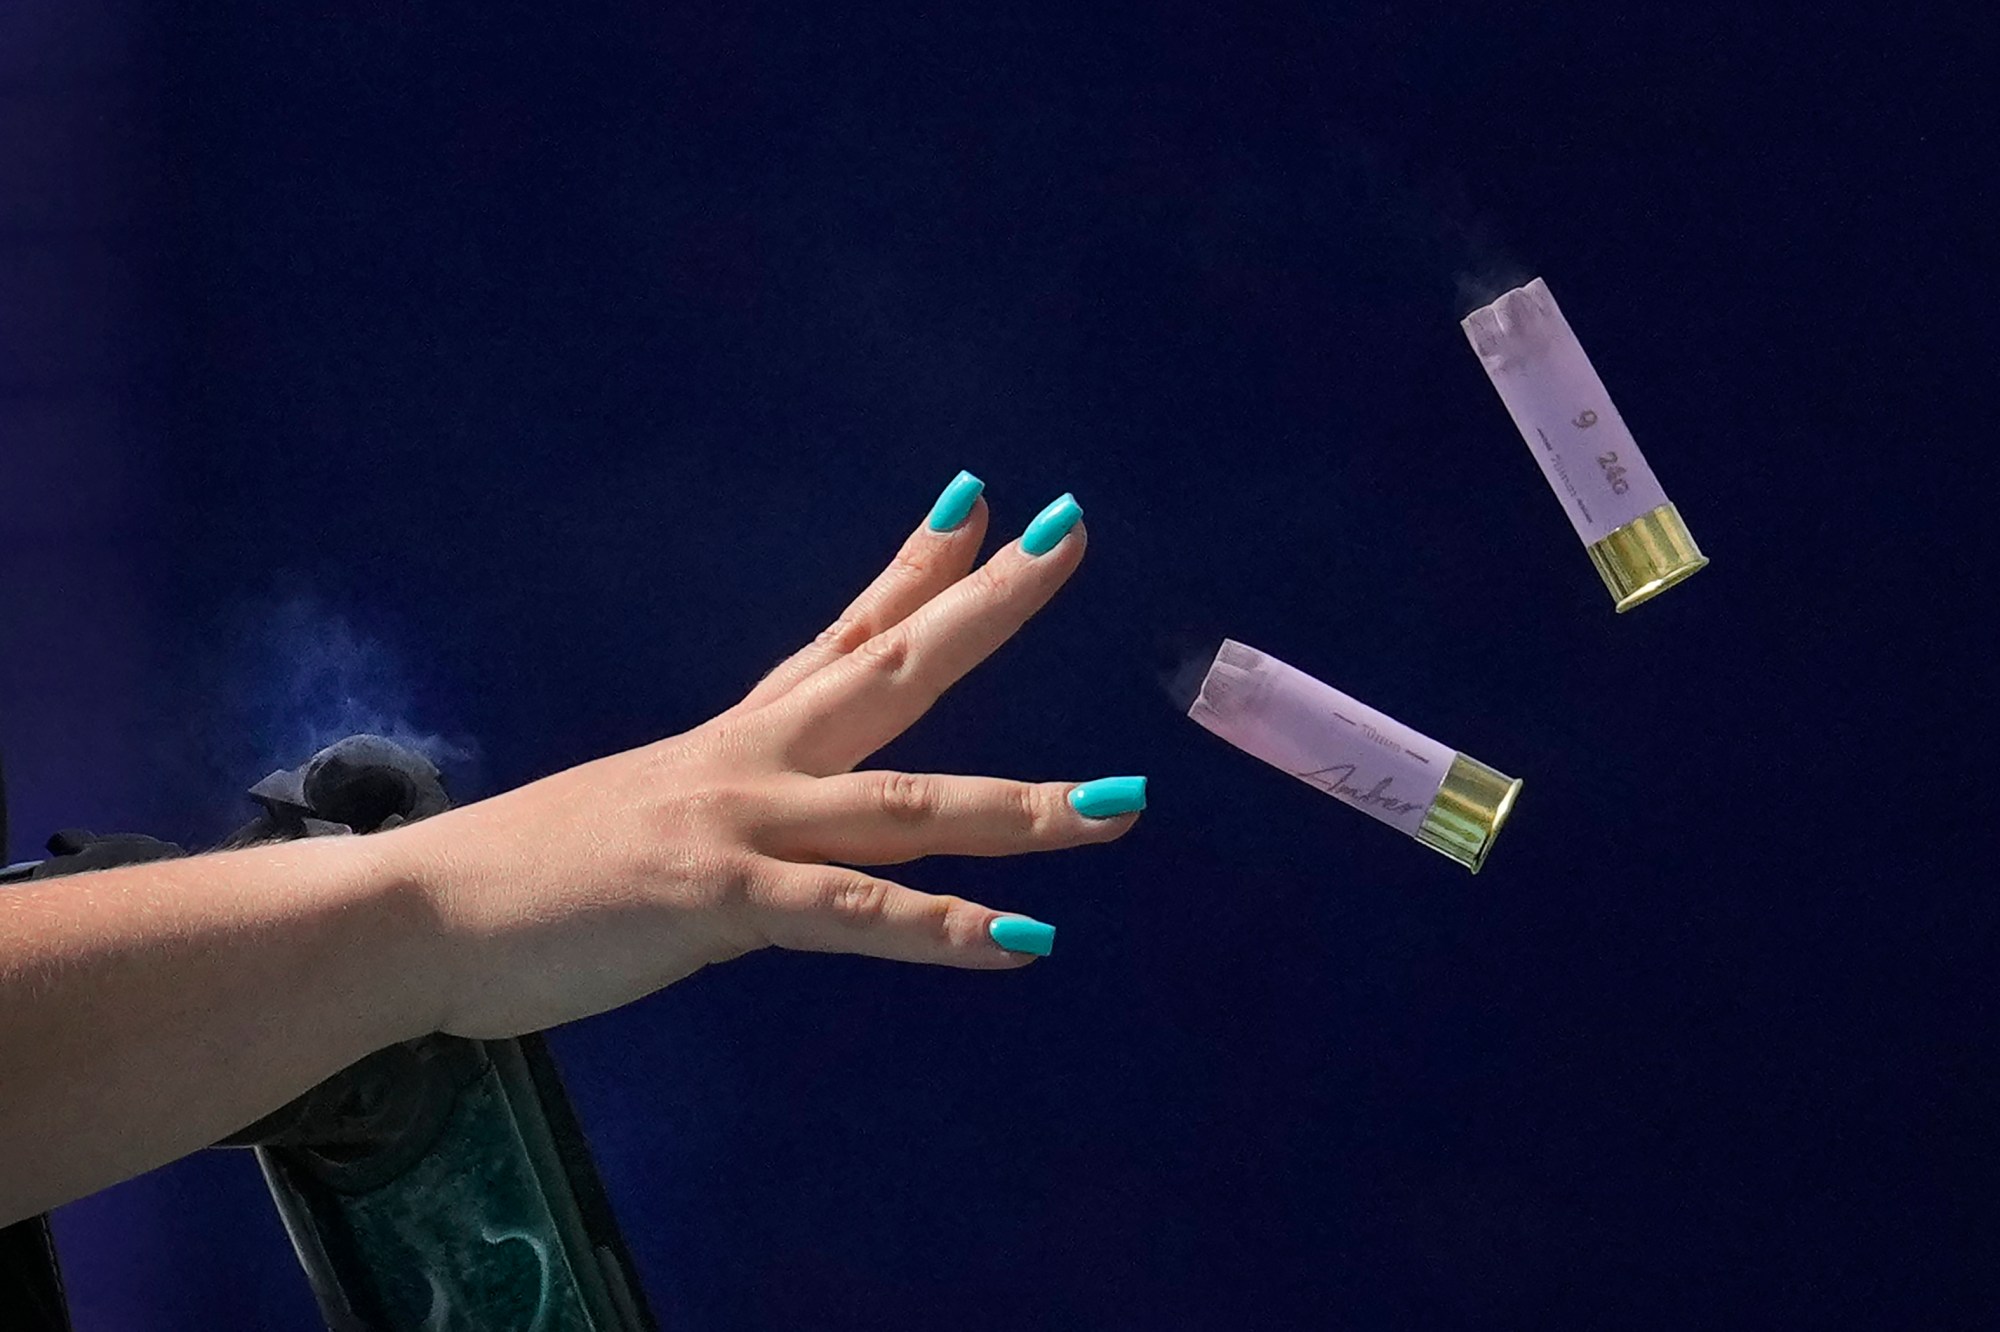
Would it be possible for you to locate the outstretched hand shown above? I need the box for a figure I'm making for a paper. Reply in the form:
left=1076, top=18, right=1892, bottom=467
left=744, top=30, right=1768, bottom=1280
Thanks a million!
left=399, top=475, right=1145, bottom=1039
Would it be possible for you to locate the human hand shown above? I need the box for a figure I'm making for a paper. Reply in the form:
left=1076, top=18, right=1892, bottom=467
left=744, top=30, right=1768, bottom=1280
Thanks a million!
left=395, top=474, right=1146, bottom=1040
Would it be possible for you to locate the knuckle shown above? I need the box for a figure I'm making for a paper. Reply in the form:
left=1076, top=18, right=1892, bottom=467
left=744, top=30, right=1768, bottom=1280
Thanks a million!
left=677, top=782, right=753, bottom=831
left=917, top=893, right=966, bottom=946
left=854, top=630, right=912, bottom=678
left=1019, top=783, right=1056, bottom=838
left=693, top=851, right=755, bottom=912
left=965, top=562, right=1012, bottom=610
left=642, top=843, right=751, bottom=913
left=812, top=615, right=873, bottom=656
left=826, top=874, right=891, bottom=928
left=876, top=770, right=937, bottom=822
left=889, top=544, right=933, bottom=578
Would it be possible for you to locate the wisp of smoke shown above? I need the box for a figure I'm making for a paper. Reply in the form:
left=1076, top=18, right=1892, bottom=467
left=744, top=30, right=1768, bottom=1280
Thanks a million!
left=254, top=599, right=475, bottom=768
left=1154, top=629, right=1222, bottom=716
left=180, top=596, right=482, bottom=828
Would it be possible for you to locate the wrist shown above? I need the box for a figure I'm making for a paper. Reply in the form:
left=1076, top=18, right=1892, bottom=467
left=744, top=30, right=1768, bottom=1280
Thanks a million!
left=328, top=824, right=458, bottom=1044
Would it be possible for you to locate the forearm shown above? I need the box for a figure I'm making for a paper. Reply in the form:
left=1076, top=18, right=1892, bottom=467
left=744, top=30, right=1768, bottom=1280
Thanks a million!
left=0, top=831, right=446, bottom=1225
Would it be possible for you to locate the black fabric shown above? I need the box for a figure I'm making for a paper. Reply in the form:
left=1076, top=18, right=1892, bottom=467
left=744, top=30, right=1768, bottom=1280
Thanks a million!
left=0, top=1214, right=72, bottom=1332
left=35, top=830, right=186, bottom=877
left=240, top=735, right=447, bottom=843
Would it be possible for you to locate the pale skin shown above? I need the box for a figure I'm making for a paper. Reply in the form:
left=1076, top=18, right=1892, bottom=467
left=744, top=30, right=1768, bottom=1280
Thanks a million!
left=0, top=491, right=1135, bottom=1227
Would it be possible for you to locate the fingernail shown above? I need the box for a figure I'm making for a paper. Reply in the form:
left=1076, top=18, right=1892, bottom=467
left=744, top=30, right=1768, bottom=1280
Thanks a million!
left=1021, top=492, right=1082, bottom=556
left=927, top=470, right=985, bottom=532
left=1069, top=776, right=1147, bottom=819
left=989, top=915, right=1056, bottom=956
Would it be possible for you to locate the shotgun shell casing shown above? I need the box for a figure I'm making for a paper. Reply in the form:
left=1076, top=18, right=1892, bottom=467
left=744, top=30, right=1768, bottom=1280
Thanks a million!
left=1462, top=277, right=1708, bottom=612
left=1188, top=640, right=1522, bottom=873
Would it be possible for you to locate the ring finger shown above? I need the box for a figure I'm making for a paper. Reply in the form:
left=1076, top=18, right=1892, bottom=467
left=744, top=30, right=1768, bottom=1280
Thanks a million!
left=760, top=771, right=1146, bottom=865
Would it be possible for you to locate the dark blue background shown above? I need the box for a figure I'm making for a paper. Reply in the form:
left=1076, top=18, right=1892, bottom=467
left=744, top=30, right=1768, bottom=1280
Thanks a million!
left=3, top=3, right=1989, bottom=1327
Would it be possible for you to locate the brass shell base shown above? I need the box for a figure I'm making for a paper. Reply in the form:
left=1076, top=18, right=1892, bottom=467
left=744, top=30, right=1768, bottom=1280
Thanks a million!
left=1587, top=502, right=1709, bottom=612
left=1415, top=753, right=1523, bottom=874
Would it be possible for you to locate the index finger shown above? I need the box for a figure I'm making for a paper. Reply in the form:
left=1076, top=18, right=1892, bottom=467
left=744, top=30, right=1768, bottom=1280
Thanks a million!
left=760, top=494, right=1087, bottom=775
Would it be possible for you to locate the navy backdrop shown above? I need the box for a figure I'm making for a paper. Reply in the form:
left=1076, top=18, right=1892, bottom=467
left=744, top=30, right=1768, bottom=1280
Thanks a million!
left=2, top=2, right=1989, bottom=1328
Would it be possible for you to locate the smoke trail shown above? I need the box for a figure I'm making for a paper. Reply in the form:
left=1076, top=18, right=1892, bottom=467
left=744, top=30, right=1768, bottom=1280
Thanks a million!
left=245, top=597, right=477, bottom=771
left=1154, top=629, right=1222, bottom=716
left=170, top=594, right=482, bottom=834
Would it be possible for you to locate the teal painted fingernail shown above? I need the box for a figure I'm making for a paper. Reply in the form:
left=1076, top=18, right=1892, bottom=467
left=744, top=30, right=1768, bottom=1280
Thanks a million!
left=1069, top=776, right=1147, bottom=819
left=1021, top=492, right=1082, bottom=556
left=989, top=916, right=1056, bottom=956
left=927, top=470, right=985, bottom=532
